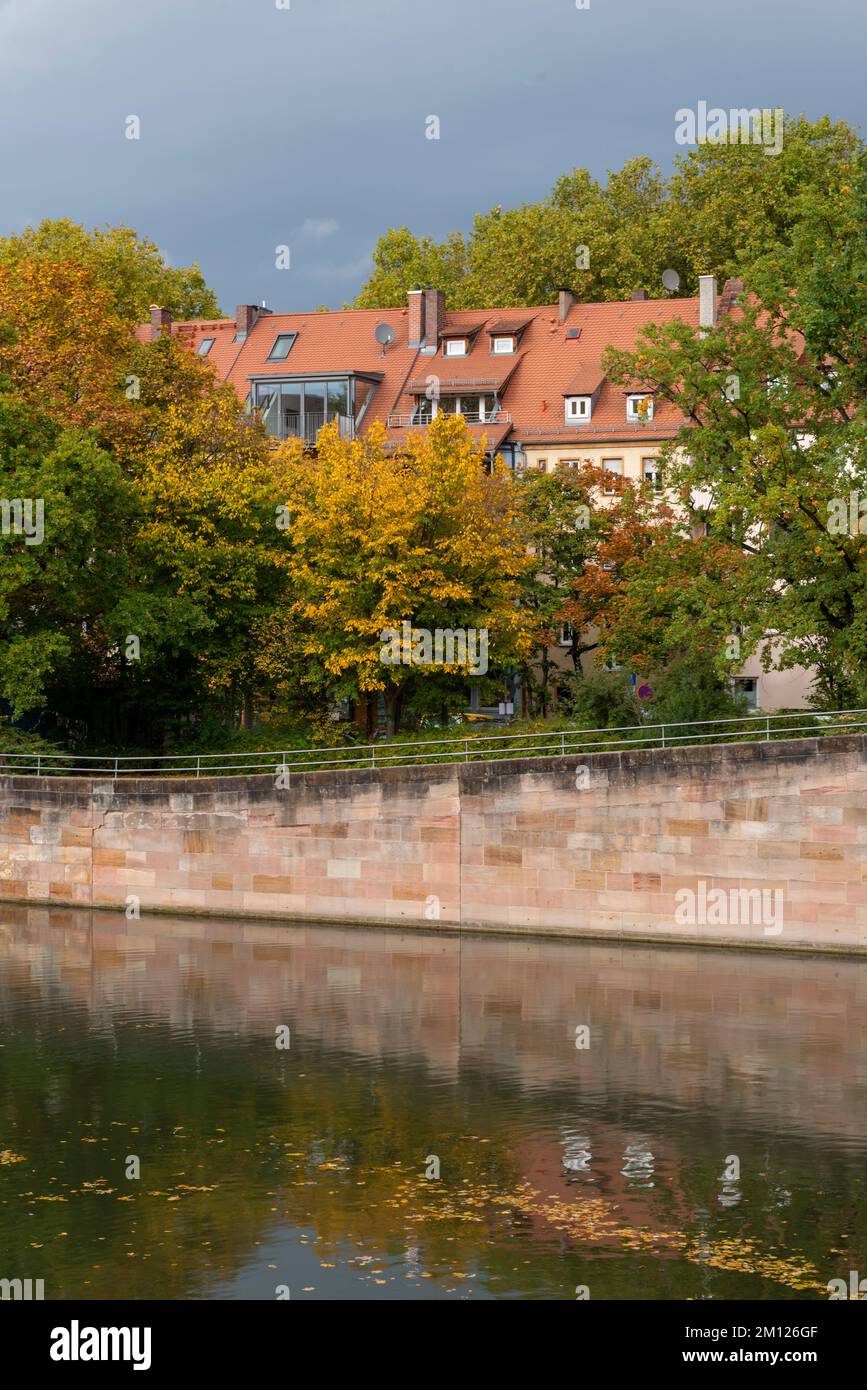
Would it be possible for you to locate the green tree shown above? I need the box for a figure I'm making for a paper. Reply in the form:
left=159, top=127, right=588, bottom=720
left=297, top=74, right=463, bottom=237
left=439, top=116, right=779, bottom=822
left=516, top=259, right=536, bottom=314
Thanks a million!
left=353, top=227, right=467, bottom=309
left=601, top=157, right=867, bottom=706
left=0, top=219, right=220, bottom=323
left=355, top=117, right=862, bottom=310
left=515, top=463, right=610, bottom=715
left=0, top=393, right=139, bottom=721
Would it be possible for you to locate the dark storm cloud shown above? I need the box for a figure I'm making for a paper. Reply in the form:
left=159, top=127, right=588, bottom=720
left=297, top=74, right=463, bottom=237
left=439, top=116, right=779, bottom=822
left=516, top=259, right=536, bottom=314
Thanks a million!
left=0, top=0, right=863, bottom=313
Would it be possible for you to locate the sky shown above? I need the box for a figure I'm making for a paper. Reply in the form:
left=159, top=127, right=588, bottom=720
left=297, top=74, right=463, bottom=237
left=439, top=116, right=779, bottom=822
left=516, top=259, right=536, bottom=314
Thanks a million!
left=0, top=0, right=864, bottom=315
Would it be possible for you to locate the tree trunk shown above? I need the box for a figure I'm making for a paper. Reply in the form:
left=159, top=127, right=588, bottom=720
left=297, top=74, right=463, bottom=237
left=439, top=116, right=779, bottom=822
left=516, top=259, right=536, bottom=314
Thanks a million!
left=385, top=686, right=405, bottom=737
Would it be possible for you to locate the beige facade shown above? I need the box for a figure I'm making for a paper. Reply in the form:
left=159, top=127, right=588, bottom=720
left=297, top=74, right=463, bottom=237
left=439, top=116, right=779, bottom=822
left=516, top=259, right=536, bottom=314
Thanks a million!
left=522, top=441, right=664, bottom=487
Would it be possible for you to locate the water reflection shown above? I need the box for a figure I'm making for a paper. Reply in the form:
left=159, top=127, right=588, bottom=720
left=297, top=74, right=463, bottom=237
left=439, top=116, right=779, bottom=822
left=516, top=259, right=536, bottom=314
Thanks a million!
left=0, top=905, right=865, bottom=1300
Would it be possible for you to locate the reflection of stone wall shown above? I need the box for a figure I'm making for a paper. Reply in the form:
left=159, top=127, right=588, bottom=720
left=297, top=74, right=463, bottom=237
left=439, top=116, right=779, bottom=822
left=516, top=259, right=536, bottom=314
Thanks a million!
left=3, top=906, right=867, bottom=1142
left=1, top=734, right=867, bottom=950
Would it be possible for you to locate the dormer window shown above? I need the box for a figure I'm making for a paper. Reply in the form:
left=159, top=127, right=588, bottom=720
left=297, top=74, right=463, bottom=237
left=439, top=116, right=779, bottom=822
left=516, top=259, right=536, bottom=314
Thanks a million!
left=266, top=333, right=297, bottom=362
left=565, top=395, right=591, bottom=423
left=492, top=335, right=515, bottom=355
left=444, top=338, right=467, bottom=357
left=626, top=393, right=654, bottom=422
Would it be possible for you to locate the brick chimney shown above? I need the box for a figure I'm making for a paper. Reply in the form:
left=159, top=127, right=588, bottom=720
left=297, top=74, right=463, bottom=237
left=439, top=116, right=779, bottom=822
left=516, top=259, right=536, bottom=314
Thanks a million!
left=235, top=304, right=260, bottom=340
left=423, top=288, right=445, bottom=348
left=719, top=277, right=744, bottom=313
left=698, top=275, right=718, bottom=332
left=631, top=289, right=649, bottom=301
left=149, top=304, right=172, bottom=340
left=407, top=287, right=424, bottom=348
left=558, top=288, right=575, bottom=321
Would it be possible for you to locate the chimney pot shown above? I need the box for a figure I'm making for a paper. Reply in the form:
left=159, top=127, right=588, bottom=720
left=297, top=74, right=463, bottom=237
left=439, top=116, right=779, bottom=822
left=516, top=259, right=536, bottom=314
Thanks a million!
left=149, top=304, right=172, bottom=340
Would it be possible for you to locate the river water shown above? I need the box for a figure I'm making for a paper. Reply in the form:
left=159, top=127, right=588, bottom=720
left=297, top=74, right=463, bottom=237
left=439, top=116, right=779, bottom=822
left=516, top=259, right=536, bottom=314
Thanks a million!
left=1, top=906, right=865, bottom=1300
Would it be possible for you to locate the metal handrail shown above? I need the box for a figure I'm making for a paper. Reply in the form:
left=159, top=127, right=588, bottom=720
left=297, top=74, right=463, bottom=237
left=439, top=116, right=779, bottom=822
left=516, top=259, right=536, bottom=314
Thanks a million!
left=1, top=708, right=866, bottom=779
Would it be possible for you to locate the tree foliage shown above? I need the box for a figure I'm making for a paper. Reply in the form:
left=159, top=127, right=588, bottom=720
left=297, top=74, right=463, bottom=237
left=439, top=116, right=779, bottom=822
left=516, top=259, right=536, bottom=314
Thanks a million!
left=0, top=220, right=220, bottom=323
left=260, top=415, right=533, bottom=733
left=356, top=117, right=859, bottom=308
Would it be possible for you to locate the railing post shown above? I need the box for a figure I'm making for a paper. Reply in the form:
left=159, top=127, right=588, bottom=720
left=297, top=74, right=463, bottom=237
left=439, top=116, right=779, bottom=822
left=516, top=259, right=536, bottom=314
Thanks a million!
left=766, top=716, right=771, bottom=741
left=371, top=744, right=376, bottom=770
left=196, top=755, right=201, bottom=778
left=37, top=754, right=41, bottom=777
left=465, top=738, right=469, bottom=762
left=661, top=723, right=666, bottom=749
left=114, top=756, right=119, bottom=778
left=561, top=733, right=566, bottom=756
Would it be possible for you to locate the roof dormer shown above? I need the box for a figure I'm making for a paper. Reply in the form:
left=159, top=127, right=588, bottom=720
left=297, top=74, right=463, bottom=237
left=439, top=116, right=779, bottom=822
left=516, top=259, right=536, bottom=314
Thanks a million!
left=565, top=395, right=592, bottom=423
left=626, top=392, right=654, bottom=423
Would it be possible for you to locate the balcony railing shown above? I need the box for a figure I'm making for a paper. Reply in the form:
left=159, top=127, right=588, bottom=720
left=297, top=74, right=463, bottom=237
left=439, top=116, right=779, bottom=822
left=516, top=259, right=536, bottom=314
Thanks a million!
left=280, top=412, right=355, bottom=442
left=387, top=410, right=512, bottom=429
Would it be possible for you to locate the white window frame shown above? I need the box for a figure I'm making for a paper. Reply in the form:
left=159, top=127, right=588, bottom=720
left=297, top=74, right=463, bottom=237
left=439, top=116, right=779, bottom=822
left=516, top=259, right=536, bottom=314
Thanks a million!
left=641, top=456, right=661, bottom=492
left=444, top=338, right=467, bottom=357
left=626, top=393, right=654, bottom=422
left=492, top=336, right=515, bottom=355
left=601, top=458, right=623, bottom=494
left=559, top=623, right=575, bottom=646
left=565, top=395, right=591, bottom=423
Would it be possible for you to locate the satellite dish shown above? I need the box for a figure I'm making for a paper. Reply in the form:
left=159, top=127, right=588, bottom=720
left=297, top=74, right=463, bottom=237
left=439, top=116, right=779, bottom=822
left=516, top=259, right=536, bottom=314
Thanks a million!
left=375, top=322, right=396, bottom=350
left=662, top=268, right=680, bottom=293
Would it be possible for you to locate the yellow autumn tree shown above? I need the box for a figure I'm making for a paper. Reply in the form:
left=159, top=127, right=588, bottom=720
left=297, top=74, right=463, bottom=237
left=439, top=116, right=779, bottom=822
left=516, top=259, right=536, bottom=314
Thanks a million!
left=131, top=388, right=292, bottom=725
left=262, top=414, right=532, bottom=733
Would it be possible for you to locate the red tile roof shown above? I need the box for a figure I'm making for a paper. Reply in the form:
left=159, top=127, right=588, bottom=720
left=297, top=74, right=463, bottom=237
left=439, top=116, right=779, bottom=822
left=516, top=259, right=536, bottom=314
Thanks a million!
left=138, top=291, right=714, bottom=452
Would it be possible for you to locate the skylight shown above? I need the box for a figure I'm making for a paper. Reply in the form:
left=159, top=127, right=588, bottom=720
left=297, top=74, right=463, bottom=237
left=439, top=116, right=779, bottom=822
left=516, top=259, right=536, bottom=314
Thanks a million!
left=267, top=333, right=297, bottom=362
left=196, top=337, right=216, bottom=356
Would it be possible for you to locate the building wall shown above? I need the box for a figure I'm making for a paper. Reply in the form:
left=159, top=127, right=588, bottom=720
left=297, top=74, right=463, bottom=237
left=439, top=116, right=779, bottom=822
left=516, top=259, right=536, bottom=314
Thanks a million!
left=522, top=441, right=663, bottom=483
left=520, top=449, right=816, bottom=712
left=1, top=733, right=866, bottom=952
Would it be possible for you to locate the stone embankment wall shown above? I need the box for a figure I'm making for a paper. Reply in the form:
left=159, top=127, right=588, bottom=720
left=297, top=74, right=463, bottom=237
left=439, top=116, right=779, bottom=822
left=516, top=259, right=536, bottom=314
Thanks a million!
left=1, top=735, right=866, bottom=952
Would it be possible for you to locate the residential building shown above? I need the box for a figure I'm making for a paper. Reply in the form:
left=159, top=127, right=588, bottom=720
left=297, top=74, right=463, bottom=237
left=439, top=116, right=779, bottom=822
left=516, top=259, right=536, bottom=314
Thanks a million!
left=138, top=277, right=813, bottom=712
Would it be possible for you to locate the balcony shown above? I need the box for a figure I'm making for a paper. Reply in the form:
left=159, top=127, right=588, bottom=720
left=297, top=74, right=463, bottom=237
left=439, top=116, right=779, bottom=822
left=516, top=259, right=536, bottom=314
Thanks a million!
left=282, top=411, right=355, bottom=443
left=387, top=410, right=511, bottom=428
left=253, top=376, right=374, bottom=444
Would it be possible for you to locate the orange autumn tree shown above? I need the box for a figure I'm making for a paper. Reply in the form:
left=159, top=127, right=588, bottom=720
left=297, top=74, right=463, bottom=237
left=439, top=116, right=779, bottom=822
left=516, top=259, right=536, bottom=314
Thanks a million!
left=0, top=258, right=136, bottom=442
left=262, top=414, right=533, bottom=734
left=0, top=253, right=297, bottom=743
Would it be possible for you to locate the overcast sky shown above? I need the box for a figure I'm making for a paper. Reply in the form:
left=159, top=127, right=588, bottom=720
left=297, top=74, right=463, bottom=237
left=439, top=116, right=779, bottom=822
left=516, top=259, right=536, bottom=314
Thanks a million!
left=0, top=0, right=864, bottom=314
